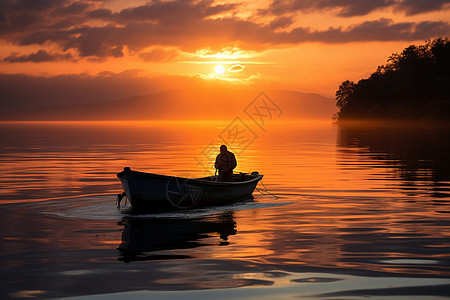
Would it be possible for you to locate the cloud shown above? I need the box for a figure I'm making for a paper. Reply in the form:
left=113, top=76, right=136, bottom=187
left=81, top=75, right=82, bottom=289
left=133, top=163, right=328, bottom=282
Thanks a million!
left=267, top=0, right=450, bottom=17
left=0, top=0, right=449, bottom=60
left=3, top=50, right=74, bottom=63
left=111, top=0, right=238, bottom=24
left=138, top=47, right=181, bottom=62
left=269, top=16, right=294, bottom=29
left=0, top=0, right=80, bottom=34
left=279, top=18, right=450, bottom=44
left=396, top=0, right=450, bottom=15
left=268, top=0, right=395, bottom=17
left=50, top=1, right=90, bottom=16
left=87, top=8, right=112, bottom=19
left=228, top=64, right=245, bottom=72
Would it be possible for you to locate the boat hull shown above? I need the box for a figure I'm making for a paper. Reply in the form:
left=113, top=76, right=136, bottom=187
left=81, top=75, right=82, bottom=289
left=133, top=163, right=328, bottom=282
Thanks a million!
left=117, top=167, right=263, bottom=211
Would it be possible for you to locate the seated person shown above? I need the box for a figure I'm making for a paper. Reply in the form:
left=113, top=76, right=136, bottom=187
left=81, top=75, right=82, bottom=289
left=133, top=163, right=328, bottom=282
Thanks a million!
left=214, top=145, right=237, bottom=182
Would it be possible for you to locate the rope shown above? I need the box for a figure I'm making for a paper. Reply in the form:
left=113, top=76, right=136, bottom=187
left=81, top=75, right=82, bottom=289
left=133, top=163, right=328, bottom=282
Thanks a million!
left=255, top=180, right=279, bottom=199
left=232, top=170, right=279, bottom=199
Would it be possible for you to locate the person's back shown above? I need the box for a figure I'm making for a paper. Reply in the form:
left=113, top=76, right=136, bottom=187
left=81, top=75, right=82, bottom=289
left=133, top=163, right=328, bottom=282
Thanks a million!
left=215, top=145, right=237, bottom=182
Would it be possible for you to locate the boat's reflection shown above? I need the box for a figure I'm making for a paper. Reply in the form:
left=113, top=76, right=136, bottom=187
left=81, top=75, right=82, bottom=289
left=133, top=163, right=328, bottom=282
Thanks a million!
left=118, top=211, right=236, bottom=263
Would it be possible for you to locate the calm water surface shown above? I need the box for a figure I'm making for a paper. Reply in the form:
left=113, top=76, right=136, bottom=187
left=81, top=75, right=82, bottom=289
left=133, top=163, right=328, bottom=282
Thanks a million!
left=0, top=121, right=449, bottom=299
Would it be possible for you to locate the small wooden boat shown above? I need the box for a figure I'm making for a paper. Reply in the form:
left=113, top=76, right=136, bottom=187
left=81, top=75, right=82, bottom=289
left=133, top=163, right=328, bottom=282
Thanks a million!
left=117, top=167, right=263, bottom=211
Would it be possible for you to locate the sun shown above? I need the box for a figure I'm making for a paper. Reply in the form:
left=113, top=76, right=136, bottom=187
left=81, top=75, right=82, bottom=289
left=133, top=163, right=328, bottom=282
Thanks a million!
left=214, top=64, right=225, bottom=75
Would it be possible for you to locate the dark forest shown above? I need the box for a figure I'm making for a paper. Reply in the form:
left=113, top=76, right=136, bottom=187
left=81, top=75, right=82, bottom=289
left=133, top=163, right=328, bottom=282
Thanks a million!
left=335, top=38, right=450, bottom=120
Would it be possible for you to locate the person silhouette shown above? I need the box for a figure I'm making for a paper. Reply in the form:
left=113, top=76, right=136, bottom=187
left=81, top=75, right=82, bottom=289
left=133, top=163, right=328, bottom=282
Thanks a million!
left=215, top=145, right=237, bottom=182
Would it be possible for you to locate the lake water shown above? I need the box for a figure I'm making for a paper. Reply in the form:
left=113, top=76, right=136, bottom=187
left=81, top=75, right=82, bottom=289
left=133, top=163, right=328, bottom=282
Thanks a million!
left=0, top=120, right=449, bottom=299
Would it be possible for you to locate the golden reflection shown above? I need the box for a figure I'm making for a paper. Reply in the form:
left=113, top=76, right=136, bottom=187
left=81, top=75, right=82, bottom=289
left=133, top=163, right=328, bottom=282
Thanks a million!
left=1, top=121, right=450, bottom=277
left=10, top=290, right=46, bottom=298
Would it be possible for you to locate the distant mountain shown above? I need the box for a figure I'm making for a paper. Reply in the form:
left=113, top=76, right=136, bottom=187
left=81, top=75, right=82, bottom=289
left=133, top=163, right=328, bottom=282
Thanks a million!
left=0, top=89, right=336, bottom=121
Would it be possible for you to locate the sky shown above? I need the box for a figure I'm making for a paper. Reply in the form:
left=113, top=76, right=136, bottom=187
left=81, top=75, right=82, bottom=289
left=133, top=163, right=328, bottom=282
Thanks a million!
left=0, top=0, right=449, bottom=107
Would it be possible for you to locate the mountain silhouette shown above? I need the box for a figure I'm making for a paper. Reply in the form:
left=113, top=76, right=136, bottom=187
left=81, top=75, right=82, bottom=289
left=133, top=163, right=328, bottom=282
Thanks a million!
left=0, top=89, right=336, bottom=121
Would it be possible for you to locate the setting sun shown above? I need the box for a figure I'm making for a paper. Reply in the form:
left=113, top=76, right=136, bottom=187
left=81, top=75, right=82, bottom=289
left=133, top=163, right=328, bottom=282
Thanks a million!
left=214, top=64, right=225, bottom=75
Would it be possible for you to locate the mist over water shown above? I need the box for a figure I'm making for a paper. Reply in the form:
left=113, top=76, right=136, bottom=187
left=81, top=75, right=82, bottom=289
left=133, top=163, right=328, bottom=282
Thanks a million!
left=0, top=121, right=449, bottom=299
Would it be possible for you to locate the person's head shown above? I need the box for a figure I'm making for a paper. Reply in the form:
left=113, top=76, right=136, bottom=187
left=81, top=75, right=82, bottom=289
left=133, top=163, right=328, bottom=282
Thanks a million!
left=220, top=145, right=227, bottom=153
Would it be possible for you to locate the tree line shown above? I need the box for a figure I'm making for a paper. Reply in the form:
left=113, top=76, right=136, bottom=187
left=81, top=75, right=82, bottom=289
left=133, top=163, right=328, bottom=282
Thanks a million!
left=335, top=38, right=450, bottom=120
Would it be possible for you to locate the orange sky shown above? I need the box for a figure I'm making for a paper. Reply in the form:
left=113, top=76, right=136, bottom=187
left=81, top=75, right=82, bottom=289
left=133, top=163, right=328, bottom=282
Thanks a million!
left=0, top=0, right=449, bottom=102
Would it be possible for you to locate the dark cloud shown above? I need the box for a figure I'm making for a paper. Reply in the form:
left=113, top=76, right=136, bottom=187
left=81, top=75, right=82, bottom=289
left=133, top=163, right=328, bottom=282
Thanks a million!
left=87, top=8, right=113, bottom=19
left=74, top=26, right=124, bottom=57
left=396, top=0, right=450, bottom=15
left=284, top=18, right=450, bottom=43
left=0, top=0, right=240, bottom=57
left=268, top=0, right=450, bottom=17
left=50, top=1, right=90, bottom=16
left=269, top=16, right=293, bottom=29
left=112, top=0, right=237, bottom=24
left=139, top=47, right=181, bottom=62
left=3, top=50, right=74, bottom=63
left=269, top=0, right=395, bottom=17
left=0, top=0, right=73, bottom=34
left=0, top=0, right=449, bottom=60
